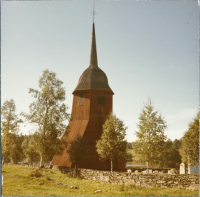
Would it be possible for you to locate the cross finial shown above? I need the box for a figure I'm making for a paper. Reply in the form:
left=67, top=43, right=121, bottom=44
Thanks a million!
left=91, top=0, right=97, bottom=23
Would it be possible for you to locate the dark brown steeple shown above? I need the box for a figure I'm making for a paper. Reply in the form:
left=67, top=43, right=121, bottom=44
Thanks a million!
left=73, top=23, right=113, bottom=94
left=90, top=23, right=98, bottom=68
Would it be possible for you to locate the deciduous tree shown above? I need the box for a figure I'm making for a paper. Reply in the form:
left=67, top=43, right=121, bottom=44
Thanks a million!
left=159, top=138, right=182, bottom=168
left=67, top=135, right=90, bottom=168
left=135, top=98, right=167, bottom=171
left=180, top=112, right=199, bottom=167
left=96, top=113, right=127, bottom=172
left=1, top=99, right=23, bottom=164
left=21, top=135, right=40, bottom=164
left=21, top=70, right=70, bottom=166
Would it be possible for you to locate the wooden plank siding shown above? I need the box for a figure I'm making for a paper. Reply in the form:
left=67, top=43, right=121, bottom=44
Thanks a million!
left=51, top=90, right=126, bottom=171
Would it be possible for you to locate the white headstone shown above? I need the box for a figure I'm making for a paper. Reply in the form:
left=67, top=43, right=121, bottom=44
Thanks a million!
left=180, top=163, right=185, bottom=174
left=127, top=169, right=132, bottom=173
left=188, top=164, right=199, bottom=174
left=148, top=169, right=153, bottom=173
left=142, top=170, right=148, bottom=174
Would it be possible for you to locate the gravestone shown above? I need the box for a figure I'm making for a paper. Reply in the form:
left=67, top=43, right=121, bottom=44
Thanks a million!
left=148, top=169, right=153, bottom=173
left=127, top=169, right=132, bottom=173
left=180, top=163, right=185, bottom=174
left=188, top=164, right=199, bottom=174
left=142, top=170, right=148, bottom=174
left=168, top=170, right=176, bottom=174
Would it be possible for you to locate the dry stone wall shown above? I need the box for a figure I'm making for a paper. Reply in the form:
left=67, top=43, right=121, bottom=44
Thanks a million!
left=53, top=166, right=199, bottom=190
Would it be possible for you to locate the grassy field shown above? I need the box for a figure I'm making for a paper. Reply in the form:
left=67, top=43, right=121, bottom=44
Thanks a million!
left=2, top=165, right=199, bottom=196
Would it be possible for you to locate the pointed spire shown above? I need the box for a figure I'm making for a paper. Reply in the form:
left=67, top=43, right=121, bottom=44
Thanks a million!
left=89, top=23, right=98, bottom=68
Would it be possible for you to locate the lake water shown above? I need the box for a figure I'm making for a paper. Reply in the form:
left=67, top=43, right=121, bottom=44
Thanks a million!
left=126, top=164, right=146, bottom=167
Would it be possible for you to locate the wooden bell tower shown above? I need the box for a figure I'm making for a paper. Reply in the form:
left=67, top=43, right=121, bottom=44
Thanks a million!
left=51, top=23, right=126, bottom=171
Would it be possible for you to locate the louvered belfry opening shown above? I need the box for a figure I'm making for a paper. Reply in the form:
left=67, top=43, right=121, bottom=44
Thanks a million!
left=78, top=94, right=83, bottom=106
left=51, top=22, right=126, bottom=172
left=97, top=93, right=106, bottom=106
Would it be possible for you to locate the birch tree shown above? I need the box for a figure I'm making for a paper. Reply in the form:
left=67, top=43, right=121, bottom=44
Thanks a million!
left=135, top=98, right=167, bottom=171
left=1, top=99, right=22, bottom=164
left=96, top=113, right=127, bottom=172
left=21, top=135, right=40, bottom=164
left=180, top=112, right=199, bottom=167
left=22, top=70, right=70, bottom=166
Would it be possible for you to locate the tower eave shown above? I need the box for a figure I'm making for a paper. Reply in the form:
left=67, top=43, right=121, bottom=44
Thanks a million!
left=72, top=88, right=114, bottom=95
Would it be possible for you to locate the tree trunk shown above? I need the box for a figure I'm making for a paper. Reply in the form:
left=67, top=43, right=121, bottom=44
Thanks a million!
left=40, top=156, right=43, bottom=167
left=147, top=149, right=149, bottom=173
left=111, top=159, right=113, bottom=173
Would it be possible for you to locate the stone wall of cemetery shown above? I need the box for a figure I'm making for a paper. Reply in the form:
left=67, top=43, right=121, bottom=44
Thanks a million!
left=53, top=166, right=199, bottom=190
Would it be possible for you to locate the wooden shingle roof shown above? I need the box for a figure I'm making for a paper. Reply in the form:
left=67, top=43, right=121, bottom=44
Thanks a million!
left=73, top=23, right=114, bottom=95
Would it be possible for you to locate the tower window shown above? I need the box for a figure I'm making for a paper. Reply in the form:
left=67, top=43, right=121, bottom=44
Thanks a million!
left=98, top=93, right=106, bottom=106
left=79, top=94, right=83, bottom=106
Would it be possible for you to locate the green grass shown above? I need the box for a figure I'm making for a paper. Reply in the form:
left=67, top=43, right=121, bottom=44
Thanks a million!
left=2, top=165, right=199, bottom=196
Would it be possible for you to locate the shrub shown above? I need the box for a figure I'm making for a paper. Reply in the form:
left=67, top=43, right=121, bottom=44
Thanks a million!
left=30, top=169, right=42, bottom=177
left=45, top=175, right=51, bottom=180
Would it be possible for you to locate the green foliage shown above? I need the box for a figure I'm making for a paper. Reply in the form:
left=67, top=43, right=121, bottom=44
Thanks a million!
left=9, top=134, right=25, bottom=164
left=1, top=99, right=23, bottom=164
left=21, top=135, right=40, bottom=164
left=172, top=139, right=182, bottom=150
left=126, top=152, right=133, bottom=162
left=67, top=135, right=90, bottom=168
left=158, top=139, right=182, bottom=168
left=131, top=142, right=146, bottom=164
left=127, top=142, right=133, bottom=149
left=21, top=70, right=70, bottom=165
left=180, top=112, right=199, bottom=167
left=135, top=98, right=167, bottom=168
left=96, top=113, right=127, bottom=172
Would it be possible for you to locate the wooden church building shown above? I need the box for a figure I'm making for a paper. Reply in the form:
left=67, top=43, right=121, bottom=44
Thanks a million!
left=51, top=22, right=126, bottom=172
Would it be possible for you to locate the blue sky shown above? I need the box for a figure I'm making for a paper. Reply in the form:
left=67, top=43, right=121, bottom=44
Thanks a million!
left=1, top=1, right=199, bottom=142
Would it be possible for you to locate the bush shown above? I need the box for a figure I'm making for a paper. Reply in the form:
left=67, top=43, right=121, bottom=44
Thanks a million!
left=45, top=175, right=51, bottom=180
left=30, top=169, right=42, bottom=177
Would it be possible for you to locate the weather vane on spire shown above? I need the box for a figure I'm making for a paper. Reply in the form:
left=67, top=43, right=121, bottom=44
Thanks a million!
left=91, top=0, right=97, bottom=23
